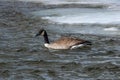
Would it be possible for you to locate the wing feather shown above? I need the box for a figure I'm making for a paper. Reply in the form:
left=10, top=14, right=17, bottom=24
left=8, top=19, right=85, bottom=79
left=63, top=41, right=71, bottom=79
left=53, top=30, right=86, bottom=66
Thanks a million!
left=48, top=37, right=85, bottom=49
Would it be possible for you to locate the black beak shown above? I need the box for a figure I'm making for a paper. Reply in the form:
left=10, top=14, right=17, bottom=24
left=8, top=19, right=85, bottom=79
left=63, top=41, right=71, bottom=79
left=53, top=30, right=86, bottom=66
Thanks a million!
left=35, top=33, right=40, bottom=37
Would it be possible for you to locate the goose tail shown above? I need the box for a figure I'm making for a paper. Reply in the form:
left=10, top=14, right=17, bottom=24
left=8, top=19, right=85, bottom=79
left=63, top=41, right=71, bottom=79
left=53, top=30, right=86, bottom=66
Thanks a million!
left=83, top=41, right=92, bottom=45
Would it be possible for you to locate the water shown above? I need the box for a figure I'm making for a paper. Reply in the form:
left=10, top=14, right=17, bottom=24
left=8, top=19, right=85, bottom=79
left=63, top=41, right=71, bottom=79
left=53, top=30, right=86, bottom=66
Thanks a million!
left=31, top=8, right=120, bottom=36
left=32, top=8, right=120, bottom=24
left=0, top=0, right=120, bottom=80
left=19, top=0, right=120, bottom=4
left=29, top=0, right=120, bottom=36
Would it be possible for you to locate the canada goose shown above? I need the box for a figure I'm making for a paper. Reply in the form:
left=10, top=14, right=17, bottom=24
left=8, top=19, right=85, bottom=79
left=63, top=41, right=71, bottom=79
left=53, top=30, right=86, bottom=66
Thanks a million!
left=35, top=29, right=92, bottom=49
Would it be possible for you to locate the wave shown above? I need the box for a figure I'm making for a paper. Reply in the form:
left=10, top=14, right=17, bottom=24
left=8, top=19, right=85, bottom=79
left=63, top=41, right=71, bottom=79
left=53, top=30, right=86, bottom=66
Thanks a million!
left=19, top=0, right=120, bottom=5
left=32, top=8, right=120, bottom=24
left=18, top=0, right=120, bottom=10
left=42, top=16, right=120, bottom=24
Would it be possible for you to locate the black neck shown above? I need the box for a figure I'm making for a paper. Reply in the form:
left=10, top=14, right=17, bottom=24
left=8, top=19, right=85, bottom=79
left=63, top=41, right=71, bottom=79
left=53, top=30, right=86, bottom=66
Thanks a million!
left=43, top=31, right=49, bottom=44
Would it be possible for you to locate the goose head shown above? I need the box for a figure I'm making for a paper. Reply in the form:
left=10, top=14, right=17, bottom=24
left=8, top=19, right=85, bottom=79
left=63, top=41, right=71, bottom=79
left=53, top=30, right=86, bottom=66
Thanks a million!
left=35, top=29, right=46, bottom=37
left=35, top=29, right=50, bottom=44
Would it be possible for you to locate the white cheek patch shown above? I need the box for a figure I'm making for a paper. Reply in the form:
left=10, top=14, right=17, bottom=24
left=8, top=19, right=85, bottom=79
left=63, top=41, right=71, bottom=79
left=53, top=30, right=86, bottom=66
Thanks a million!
left=41, top=31, right=45, bottom=35
left=70, top=44, right=84, bottom=49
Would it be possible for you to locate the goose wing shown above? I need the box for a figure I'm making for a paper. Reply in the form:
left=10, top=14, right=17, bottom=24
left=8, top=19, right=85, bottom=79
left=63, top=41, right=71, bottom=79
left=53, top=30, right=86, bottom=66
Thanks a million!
left=48, top=37, right=85, bottom=49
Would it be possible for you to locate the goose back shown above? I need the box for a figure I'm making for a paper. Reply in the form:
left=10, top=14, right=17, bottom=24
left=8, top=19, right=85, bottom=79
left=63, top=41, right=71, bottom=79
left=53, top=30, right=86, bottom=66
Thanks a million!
left=45, top=37, right=86, bottom=49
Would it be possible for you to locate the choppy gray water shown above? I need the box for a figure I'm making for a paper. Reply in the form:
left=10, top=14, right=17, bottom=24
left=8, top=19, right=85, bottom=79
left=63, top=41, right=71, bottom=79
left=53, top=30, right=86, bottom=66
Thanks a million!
left=0, top=0, right=120, bottom=80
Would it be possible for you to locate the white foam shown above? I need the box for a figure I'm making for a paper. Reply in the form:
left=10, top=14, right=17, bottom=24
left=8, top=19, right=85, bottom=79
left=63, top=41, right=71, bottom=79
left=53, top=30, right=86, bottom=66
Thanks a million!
left=32, top=8, right=120, bottom=24
left=104, top=27, right=118, bottom=31
left=42, top=15, right=120, bottom=24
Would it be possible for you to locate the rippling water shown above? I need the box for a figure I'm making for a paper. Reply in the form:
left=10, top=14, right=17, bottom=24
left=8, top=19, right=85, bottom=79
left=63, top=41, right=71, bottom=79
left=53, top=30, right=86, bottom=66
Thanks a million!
left=19, top=0, right=120, bottom=4
left=0, top=0, right=120, bottom=80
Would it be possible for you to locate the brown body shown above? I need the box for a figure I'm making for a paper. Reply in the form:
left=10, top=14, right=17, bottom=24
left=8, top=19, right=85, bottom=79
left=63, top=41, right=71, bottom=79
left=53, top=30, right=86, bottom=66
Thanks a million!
left=45, top=37, right=86, bottom=49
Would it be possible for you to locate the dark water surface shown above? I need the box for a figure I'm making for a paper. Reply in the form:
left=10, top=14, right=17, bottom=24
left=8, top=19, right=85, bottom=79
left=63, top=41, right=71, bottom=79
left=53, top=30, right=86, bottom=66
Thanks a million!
left=0, top=1, right=120, bottom=80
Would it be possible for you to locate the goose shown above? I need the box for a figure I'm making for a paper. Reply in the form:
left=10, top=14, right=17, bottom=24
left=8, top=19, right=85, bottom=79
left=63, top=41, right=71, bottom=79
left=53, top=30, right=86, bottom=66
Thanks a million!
left=35, top=29, right=92, bottom=49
